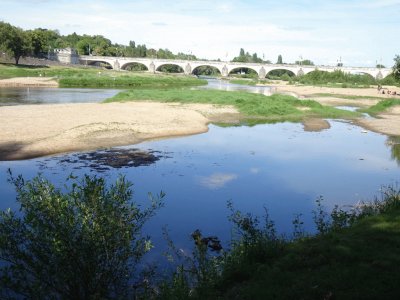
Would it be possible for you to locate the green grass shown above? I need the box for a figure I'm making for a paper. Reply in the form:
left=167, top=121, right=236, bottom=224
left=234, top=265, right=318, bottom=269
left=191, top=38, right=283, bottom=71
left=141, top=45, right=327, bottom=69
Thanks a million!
left=0, top=62, right=101, bottom=78
left=309, top=93, right=385, bottom=100
left=289, top=82, right=371, bottom=89
left=293, top=70, right=376, bottom=87
left=229, top=79, right=258, bottom=86
left=0, top=63, right=207, bottom=88
left=218, top=207, right=400, bottom=300
left=230, top=79, right=272, bottom=86
left=359, top=99, right=400, bottom=116
left=59, top=74, right=206, bottom=88
left=105, top=88, right=359, bottom=122
left=159, top=186, right=400, bottom=300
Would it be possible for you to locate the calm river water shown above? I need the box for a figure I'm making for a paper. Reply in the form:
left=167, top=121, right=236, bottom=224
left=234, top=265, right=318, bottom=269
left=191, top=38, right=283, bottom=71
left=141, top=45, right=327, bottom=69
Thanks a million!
left=0, top=87, right=119, bottom=105
left=0, top=82, right=399, bottom=256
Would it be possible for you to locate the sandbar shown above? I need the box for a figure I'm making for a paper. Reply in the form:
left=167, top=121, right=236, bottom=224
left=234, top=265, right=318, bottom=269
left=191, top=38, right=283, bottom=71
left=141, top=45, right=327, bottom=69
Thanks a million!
left=0, top=77, right=58, bottom=87
left=273, top=81, right=400, bottom=137
left=0, top=102, right=240, bottom=160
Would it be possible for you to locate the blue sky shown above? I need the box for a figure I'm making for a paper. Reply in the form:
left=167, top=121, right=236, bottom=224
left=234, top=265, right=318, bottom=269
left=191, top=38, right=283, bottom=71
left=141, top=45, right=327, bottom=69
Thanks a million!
left=0, top=0, right=399, bottom=66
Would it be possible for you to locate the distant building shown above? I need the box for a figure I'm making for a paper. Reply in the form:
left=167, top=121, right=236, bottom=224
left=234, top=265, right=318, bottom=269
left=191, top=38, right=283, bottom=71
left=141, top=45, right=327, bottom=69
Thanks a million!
left=50, top=48, right=79, bottom=64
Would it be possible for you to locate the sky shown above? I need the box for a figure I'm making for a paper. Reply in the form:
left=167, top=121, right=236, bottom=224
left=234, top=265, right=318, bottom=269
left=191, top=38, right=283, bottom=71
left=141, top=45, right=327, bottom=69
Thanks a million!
left=0, top=0, right=399, bottom=67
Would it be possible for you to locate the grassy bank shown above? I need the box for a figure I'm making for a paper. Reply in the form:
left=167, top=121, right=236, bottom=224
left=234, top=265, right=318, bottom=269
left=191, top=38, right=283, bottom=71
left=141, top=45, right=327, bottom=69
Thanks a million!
left=0, top=63, right=207, bottom=88
left=217, top=202, right=400, bottom=299
left=229, top=79, right=272, bottom=86
left=309, top=93, right=385, bottom=100
left=59, top=74, right=206, bottom=88
left=161, top=187, right=400, bottom=299
left=271, top=70, right=399, bottom=88
left=0, top=62, right=104, bottom=78
left=360, top=98, right=400, bottom=116
left=105, top=88, right=359, bottom=122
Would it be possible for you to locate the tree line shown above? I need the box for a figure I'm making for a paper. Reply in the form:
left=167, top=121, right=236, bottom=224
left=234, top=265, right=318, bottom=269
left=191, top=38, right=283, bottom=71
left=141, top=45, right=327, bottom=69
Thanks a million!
left=1, top=21, right=399, bottom=81
left=0, top=21, right=197, bottom=65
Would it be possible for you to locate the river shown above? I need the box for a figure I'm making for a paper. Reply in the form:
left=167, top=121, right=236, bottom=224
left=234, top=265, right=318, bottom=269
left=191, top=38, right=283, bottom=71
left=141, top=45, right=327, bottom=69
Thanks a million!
left=0, top=81, right=399, bottom=257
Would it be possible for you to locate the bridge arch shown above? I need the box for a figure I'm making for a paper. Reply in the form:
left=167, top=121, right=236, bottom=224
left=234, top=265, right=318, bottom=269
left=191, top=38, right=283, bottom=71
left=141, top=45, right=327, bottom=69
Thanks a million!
left=156, top=63, right=184, bottom=73
left=266, top=68, right=296, bottom=79
left=228, top=66, right=259, bottom=77
left=83, top=60, right=113, bottom=69
left=355, top=72, right=376, bottom=79
left=120, top=62, right=148, bottom=71
left=192, top=65, right=222, bottom=76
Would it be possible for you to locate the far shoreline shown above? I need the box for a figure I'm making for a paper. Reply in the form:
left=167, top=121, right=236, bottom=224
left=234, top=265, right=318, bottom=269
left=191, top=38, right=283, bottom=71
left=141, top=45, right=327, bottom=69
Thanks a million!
left=0, top=77, right=59, bottom=87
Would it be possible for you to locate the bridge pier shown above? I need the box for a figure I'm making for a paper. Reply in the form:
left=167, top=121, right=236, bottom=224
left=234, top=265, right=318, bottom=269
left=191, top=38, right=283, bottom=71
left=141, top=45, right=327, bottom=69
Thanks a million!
left=258, top=67, right=266, bottom=79
left=184, top=63, right=192, bottom=75
left=113, top=60, right=120, bottom=71
left=149, top=61, right=156, bottom=73
left=221, top=65, right=229, bottom=77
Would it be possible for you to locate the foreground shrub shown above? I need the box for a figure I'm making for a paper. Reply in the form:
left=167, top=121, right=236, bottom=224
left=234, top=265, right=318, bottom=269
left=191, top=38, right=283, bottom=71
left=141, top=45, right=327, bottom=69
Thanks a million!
left=0, top=172, right=164, bottom=299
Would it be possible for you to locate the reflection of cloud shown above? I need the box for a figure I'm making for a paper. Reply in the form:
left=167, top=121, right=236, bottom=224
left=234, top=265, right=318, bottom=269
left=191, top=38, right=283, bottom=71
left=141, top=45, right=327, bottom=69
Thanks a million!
left=250, top=168, right=260, bottom=174
left=199, top=173, right=238, bottom=190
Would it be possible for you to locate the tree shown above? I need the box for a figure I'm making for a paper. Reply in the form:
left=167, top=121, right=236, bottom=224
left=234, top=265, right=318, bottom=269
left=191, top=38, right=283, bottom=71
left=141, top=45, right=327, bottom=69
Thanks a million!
left=232, top=48, right=262, bottom=63
left=0, top=173, right=164, bottom=299
left=26, top=28, right=60, bottom=57
left=0, top=22, right=31, bottom=64
left=277, top=55, right=283, bottom=64
left=393, top=55, right=400, bottom=81
left=27, top=29, right=47, bottom=56
left=295, top=59, right=314, bottom=66
left=251, top=53, right=262, bottom=63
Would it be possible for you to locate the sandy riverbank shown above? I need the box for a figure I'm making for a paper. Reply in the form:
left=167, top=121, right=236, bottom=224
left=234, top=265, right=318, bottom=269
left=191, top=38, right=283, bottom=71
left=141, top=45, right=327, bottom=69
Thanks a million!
left=1, top=78, right=400, bottom=160
left=273, top=81, right=399, bottom=106
left=0, top=102, right=240, bottom=160
left=272, top=82, right=400, bottom=137
left=0, top=77, right=58, bottom=87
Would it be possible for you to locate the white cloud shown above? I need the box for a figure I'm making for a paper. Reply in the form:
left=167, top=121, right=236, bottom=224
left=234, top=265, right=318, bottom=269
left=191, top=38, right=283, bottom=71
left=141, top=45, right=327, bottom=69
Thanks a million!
left=0, top=0, right=398, bottom=66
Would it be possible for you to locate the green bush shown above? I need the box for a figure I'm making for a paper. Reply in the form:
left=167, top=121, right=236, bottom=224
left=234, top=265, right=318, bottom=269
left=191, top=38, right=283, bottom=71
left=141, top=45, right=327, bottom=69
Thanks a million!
left=296, top=70, right=376, bottom=86
left=0, top=172, right=164, bottom=299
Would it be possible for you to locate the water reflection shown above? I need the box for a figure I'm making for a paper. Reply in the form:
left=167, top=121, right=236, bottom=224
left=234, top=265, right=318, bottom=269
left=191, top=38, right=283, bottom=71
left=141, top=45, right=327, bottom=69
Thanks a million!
left=386, top=136, right=400, bottom=165
left=0, top=87, right=119, bottom=105
left=196, top=78, right=273, bottom=95
left=1, top=121, right=399, bottom=252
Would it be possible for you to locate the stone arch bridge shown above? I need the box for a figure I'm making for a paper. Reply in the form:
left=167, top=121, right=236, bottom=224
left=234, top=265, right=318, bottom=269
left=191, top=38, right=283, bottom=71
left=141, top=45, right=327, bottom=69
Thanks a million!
left=78, top=55, right=391, bottom=79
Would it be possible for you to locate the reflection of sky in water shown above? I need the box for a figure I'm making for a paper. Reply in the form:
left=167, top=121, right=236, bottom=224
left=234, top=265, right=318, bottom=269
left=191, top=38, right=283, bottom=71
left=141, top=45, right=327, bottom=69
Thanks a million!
left=198, top=172, right=238, bottom=189
left=0, top=87, right=120, bottom=105
left=0, top=121, right=399, bottom=255
left=196, top=78, right=272, bottom=95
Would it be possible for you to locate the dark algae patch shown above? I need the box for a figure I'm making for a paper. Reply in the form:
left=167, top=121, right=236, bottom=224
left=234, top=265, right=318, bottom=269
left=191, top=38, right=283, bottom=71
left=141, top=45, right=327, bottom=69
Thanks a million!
left=39, top=148, right=170, bottom=172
